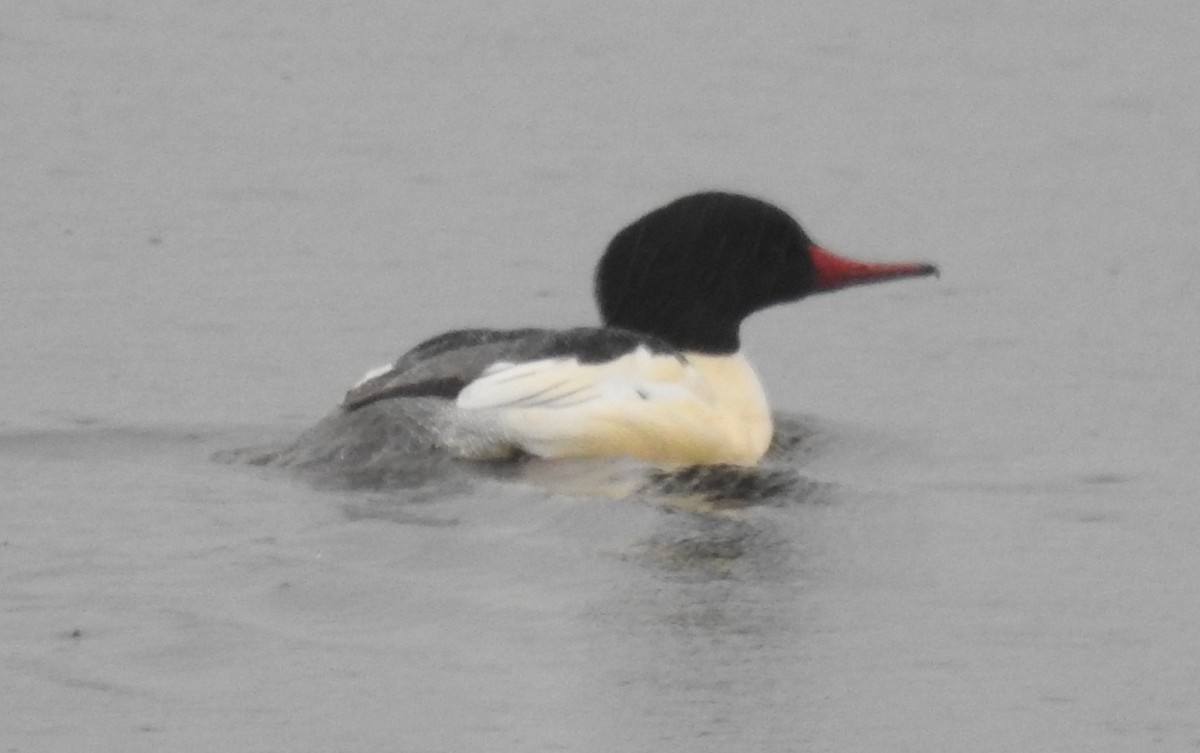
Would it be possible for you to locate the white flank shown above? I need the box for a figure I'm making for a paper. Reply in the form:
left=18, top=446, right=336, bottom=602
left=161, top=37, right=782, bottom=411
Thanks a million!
left=455, top=347, right=773, bottom=466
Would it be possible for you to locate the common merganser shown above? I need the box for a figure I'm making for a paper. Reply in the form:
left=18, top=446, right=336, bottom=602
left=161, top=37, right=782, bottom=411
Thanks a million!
left=339, top=192, right=937, bottom=467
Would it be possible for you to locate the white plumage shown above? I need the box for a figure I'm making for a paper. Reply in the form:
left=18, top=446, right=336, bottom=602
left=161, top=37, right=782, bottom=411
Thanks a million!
left=454, top=348, right=772, bottom=466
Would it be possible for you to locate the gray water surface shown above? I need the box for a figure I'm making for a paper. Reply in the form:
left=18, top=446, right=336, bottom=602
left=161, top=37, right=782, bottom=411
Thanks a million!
left=4, top=2, right=1200, bottom=751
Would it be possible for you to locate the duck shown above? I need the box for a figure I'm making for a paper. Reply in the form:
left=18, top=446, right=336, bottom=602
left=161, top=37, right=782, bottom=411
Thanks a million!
left=337, top=192, right=937, bottom=468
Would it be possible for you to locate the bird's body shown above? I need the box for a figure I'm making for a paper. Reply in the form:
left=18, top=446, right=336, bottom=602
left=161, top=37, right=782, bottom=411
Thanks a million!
left=331, top=192, right=937, bottom=468
left=344, top=328, right=772, bottom=466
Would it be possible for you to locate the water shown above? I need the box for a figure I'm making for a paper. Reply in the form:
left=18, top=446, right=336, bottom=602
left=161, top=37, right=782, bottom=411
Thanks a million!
left=4, top=1, right=1200, bottom=750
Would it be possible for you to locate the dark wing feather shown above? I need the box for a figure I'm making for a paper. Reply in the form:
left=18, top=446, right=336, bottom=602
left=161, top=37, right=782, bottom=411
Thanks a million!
left=341, top=326, right=680, bottom=412
left=342, top=328, right=550, bottom=411
left=389, top=328, right=547, bottom=372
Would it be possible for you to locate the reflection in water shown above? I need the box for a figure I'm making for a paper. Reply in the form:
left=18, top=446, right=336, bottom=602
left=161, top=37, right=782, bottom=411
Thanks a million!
left=584, top=495, right=816, bottom=747
left=213, top=407, right=834, bottom=746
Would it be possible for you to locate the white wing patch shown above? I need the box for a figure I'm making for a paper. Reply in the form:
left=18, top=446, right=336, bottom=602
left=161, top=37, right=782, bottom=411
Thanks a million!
left=452, top=347, right=773, bottom=466
left=457, top=347, right=693, bottom=411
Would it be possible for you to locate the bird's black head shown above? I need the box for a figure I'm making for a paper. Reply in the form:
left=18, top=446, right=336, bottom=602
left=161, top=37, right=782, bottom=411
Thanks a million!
left=595, top=192, right=937, bottom=354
